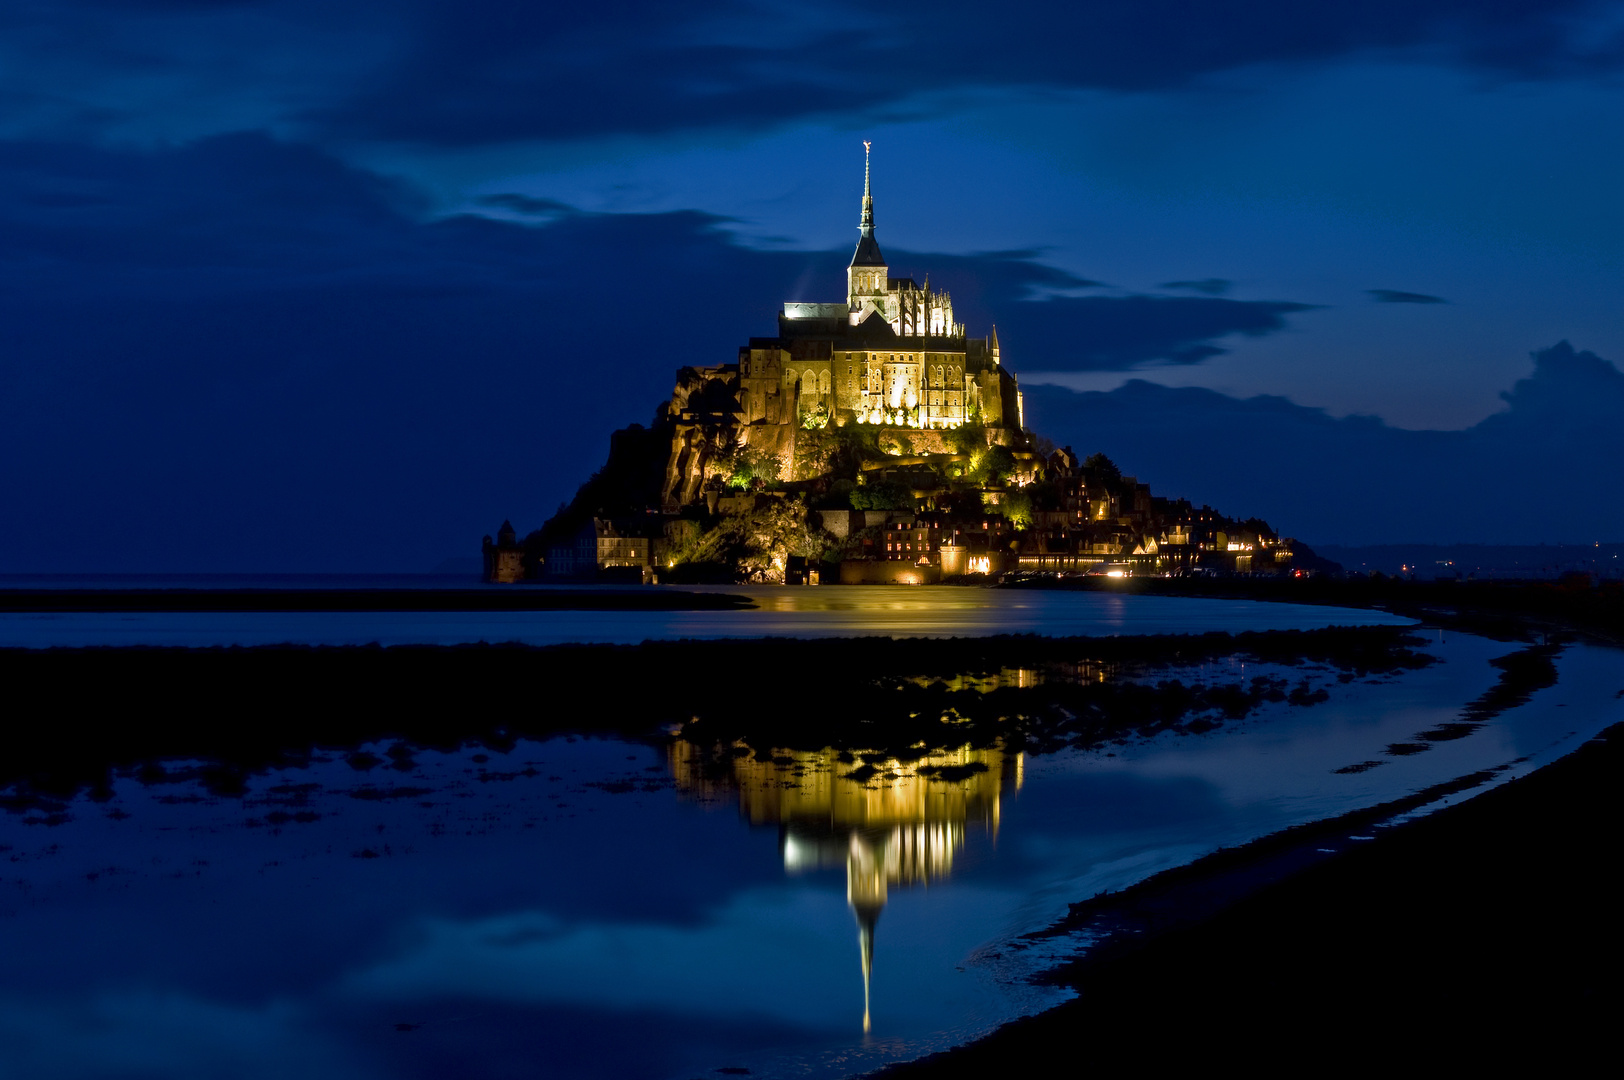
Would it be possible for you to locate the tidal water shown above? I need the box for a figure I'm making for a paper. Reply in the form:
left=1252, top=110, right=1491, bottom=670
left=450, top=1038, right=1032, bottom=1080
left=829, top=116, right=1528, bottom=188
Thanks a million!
left=0, top=581, right=1413, bottom=647
left=2, top=624, right=1620, bottom=1079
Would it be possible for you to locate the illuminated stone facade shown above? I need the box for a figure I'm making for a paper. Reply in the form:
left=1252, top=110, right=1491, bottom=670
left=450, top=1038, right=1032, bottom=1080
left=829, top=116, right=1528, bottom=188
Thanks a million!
left=739, top=144, right=1021, bottom=432
left=659, top=145, right=1025, bottom=513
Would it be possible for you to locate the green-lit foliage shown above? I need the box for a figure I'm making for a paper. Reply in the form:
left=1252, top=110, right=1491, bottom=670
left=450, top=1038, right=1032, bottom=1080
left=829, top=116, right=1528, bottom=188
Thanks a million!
left=724, top=447, right=777, bottom=489
left=1001, top=489, right=1035, bottom=529
left=664, top=496, right=836, bottom=581
left=973, top=445, right=1017, bottom=485
left=851, top=480, right=913, bottom=511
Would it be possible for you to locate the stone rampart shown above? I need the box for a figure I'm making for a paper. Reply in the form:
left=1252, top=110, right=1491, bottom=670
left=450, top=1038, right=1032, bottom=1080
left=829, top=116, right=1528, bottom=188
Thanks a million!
left=838, top=560, right=941, bottom=585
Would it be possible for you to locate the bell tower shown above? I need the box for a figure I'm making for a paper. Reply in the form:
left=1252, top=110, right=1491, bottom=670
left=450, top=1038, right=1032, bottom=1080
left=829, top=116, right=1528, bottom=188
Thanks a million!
left=847, top=141, right=888, bottom=318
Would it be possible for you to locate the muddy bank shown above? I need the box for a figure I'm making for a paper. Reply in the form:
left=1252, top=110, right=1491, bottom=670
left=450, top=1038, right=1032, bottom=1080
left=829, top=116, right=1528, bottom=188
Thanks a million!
left=0, top=625, right=1428, bottom=814
left=1004, top=574, right=1624, bottom=641
left=0, top=587, right=753, bottom=613
left=877, top=719, right=1624, bottom=1075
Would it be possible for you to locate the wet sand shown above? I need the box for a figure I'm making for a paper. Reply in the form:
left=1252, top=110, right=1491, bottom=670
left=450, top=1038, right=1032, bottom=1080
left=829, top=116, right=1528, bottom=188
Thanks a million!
left=876, top=580, right=1624, bottom=1074
left=0, top=626, right=1429, bottom=814
left=0, top=587, right=753, bottom=613
left=878, top=720, right=1624, bottom=1075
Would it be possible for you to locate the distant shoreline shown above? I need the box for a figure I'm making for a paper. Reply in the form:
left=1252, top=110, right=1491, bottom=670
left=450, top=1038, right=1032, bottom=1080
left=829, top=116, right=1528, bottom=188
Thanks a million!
left=0, top=587, right=754, bottom=614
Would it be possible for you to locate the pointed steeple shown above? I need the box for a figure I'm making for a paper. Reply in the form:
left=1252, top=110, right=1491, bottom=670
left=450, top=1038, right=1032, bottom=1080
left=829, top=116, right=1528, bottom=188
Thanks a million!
left=860, top=141, right=874, bottom=233
left=850, top=141, right=885, bottom=269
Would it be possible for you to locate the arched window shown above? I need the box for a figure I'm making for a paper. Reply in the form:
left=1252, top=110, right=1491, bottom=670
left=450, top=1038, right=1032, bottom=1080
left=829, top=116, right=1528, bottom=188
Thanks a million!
left=802, top=370, right=818, bottom=396
left=818, top=370, right=831, bottom=394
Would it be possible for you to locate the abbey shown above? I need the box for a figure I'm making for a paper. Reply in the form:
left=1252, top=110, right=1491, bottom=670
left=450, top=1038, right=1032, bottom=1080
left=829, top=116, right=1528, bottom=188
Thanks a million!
left=657, top=145, right=1025, bottom=513
left=738, top=143, right=1022, bottom=433
left=495, top=144, right=1309, bottom=585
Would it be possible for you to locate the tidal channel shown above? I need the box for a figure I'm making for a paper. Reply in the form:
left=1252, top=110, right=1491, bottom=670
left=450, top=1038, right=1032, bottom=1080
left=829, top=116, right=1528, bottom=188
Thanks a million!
left=1, top=611, right=1619, bottom=1079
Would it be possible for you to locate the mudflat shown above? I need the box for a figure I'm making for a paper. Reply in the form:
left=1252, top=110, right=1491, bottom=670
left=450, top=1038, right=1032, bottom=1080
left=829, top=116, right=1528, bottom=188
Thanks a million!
left=879, top=718, right=1624, bottom=1075
left=0, top=588, right=753, bottom=612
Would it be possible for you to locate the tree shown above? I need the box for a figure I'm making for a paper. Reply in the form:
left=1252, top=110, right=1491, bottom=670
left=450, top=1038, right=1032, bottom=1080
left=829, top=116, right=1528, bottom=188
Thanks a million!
left=1083, top=452, right=1121, bottom=486
left=850, top=479, right=913, bottom=510
left=975, top=445, right=1017, bottom=485
left=1001, top=489, right=1035, bottom=529
left=799, top=400, right=829, bottom=430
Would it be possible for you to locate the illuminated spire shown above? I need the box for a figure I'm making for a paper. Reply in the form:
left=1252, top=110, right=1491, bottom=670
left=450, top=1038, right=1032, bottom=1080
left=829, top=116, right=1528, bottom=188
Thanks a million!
left=850, top=141, right=885, bottom=269
left=861, top=140, right=874, bottom=234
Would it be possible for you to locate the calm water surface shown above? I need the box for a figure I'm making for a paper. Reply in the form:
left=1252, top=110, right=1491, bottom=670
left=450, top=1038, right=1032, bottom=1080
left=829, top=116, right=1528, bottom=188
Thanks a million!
left=0, top=582, right=1412, bottom=647
left=2, top=628, right=1620, bottom=1079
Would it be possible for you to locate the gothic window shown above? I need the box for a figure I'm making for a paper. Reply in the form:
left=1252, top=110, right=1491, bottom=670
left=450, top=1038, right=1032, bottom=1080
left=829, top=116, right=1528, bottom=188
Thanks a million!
left=819, top=370, right=831, bottom=394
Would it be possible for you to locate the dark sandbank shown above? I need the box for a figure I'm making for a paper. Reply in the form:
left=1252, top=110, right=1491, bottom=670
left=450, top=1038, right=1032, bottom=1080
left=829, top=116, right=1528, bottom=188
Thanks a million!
left=0, top=626, right=1426, bottom=815
left=0, top=587, right=753, bottom=613
left=876, top=586, right=1622, bottom=1076
left=1004, top=573, right=1624, bottom=640
left=878, top=721, right=1624, bottom=1074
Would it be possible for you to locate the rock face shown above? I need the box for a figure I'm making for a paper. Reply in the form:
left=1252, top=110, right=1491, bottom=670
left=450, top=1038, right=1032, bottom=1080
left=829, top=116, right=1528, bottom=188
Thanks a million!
left=661, top=366, right=807, bottom=512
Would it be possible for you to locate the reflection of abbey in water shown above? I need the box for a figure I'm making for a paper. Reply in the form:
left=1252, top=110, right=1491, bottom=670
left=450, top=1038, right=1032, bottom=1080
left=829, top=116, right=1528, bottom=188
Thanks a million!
left=668, top=742, right=1021, bottom=1033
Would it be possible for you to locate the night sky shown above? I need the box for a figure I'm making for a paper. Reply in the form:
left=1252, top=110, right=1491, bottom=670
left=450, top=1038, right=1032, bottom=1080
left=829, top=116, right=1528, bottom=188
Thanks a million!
left=6, top=2, right=1624, bottom=571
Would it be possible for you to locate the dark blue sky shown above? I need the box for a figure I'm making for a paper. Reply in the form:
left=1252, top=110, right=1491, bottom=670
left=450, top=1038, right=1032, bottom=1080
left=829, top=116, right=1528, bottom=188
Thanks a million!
left=5, top=2, right=1624, bottom=569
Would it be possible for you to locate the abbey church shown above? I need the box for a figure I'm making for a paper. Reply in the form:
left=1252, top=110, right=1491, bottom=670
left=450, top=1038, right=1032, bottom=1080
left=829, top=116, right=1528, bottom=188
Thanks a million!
left=737, top=143, right=1022, bottom=433
left=491, top=144, right=1304, bottom=584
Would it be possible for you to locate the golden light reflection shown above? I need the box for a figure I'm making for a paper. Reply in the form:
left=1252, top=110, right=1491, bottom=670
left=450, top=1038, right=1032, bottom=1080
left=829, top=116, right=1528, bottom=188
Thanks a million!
left=668, top=741, right=1021, bottom=1034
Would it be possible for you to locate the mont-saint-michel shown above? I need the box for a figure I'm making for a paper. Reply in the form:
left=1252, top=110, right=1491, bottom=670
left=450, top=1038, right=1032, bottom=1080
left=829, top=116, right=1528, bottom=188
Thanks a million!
left=485, top=145, right=1306, bottom=585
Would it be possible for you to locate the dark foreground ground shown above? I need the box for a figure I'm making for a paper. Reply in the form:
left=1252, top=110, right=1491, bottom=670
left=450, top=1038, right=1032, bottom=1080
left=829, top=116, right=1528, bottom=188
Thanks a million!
left=881, top=718, right=1624, bottom=1075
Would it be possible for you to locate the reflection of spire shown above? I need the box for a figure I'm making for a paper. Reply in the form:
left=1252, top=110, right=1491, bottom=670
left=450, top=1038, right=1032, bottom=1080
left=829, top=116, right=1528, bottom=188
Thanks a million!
left=667, top=741, right=1020, bottom=1035
left=854, top=898, right=880, bottom=1035
left=846, top=825, right=888, bottom=1033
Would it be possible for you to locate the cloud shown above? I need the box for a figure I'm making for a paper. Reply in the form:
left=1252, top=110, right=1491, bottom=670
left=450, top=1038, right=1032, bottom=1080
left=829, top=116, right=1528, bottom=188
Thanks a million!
left=1161, top=279, right=1231, bottom=296
left=476, top=193, right=575, bottom=219
left=1368, top=288, right=1448, bottom=304
left=0, top=133, right=1079, bottom=571
left=339, top=892, right=854, bottom=1025
left=4, top=132, right=1614, bottom=568
left=0, top=991, right=355, bottom=1080
left=1001, top=295, right=1317, bottom=371
left=1022, top=342, right=1624, bottom=545
left=2, top=3, right=1618, bottom=147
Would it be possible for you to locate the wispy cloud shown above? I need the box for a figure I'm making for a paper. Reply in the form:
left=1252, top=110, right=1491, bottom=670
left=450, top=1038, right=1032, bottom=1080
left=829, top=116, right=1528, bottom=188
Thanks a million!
left=1162, top=279, right=1231, bottom=296
left=1, top=2, right=1616, bottom=147
left=1368, top=288, right=1447, bottom=304
left=1023, top=342, right=1624, bottom=544
left=1003, top=295, right=1318, bottom=371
